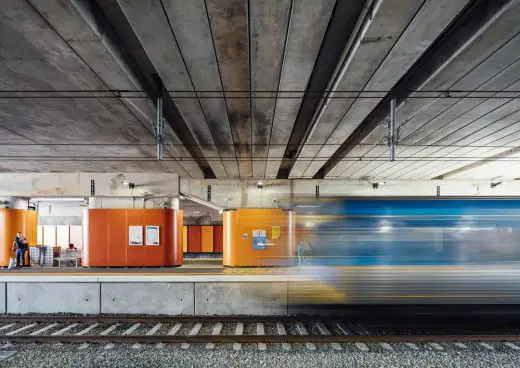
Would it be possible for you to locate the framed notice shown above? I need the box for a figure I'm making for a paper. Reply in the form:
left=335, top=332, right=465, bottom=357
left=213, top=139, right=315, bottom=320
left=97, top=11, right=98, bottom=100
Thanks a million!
left=271, top=225, right=280, bottom=240
left=146, top=226, right=160, bottom=246
left=128, top=226, right=143, bottom=246
left=252, top=229, right=267, bottom=250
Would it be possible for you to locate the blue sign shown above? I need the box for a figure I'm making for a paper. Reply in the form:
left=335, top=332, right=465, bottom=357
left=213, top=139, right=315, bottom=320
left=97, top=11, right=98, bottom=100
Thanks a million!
left=252, top=230, right=267, bottom=250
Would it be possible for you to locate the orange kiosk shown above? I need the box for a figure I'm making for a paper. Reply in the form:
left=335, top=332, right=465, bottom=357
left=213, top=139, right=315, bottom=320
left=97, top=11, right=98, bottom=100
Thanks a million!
left=82, top=208, right=183, bottom=267
left=223, top=208, right=295, bottom=267
left=0, top=208, right=37, bottom=267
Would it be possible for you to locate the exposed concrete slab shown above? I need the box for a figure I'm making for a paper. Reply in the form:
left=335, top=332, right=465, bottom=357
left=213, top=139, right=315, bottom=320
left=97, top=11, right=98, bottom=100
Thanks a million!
left=332, top=0, right=520, bottom=180
left=161, top=0, right=239, bottom=178
left=206, top=0, right=252, bottom=177
left=264, top=0, right=335, bottom=178
left=7, top=282, right=99, bottom=314
left=359, top=36, right=520, bottom=180
left=195, top=282, right=287, bottom=315
left=249, top=0, right=292, bottom=178
left=116, top=0, right=227, bottom=177
left=290, top=0, right=425, bottom=177
left=101, top=283, right=194, bottom=315
left=293, top=0, right=469, bottom=178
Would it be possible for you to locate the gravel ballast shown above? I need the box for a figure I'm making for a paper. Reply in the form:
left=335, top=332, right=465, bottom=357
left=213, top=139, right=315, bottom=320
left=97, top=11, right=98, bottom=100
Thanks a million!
left=0, top=344, right=519, bottom=368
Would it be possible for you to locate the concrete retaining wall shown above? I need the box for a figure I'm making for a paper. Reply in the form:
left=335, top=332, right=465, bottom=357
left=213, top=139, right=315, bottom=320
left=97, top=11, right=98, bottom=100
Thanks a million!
left=2, top=281, right=291, bottom=315
left=195, top=282, right=287, bottom=315
left=101, top=283, right=194, bottom=315
left=6, top=282, right=99, bottom=314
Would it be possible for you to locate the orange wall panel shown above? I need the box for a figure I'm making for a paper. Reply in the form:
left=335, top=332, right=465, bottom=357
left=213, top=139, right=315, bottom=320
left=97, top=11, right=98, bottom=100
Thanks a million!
left=182, top=226, right=188, bottom=252
left=107, top=209, right=127, bottom=266
left=84, top=208, right=182, bottom=267
left=223, top=209, right=295, bottom=267
left=213, top=225, right=223, bottom=253
left=187, top=226, right=201, bottom=253
left=201, top=226, right=214, bottom=253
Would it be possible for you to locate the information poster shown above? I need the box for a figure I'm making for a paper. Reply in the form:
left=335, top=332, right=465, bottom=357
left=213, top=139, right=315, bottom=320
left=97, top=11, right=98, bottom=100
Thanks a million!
left=271, top=225, right=280, bottom=240
left=146, top=226, right=160, bottom=246
left=129, top=226, right=143, bottom=245
left=252, top=229, right=267, bottom=250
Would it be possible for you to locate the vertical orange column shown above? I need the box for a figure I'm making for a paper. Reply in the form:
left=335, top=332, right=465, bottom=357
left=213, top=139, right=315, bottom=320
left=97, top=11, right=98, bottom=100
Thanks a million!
left=0, top=209, right=37, bottom=266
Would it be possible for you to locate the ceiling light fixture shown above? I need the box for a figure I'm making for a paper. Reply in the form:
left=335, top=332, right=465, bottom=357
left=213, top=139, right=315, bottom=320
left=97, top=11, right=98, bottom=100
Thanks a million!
left=30, top=197, right=86, bottom=202
left=122, top=181, right=135, bottom=189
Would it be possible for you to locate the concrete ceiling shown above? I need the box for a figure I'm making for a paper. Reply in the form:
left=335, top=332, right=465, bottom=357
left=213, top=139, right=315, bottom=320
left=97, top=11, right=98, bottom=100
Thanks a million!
left=1, top=0, right=520, bottom=181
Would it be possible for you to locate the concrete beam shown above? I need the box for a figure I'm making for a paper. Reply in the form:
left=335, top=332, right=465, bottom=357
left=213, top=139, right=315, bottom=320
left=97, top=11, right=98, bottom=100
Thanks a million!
left=0, top=173, right=179, bottom=197
left=205, top=0, right=252, bottom=177
left=289, top=0, right=427, bottom=178
left=314, top=0, right=511, bottom=179
left=0, top=0, right=196, bottom=176
left=249, top=0, right=292, bottom=178
left=264, top=0, right=335, bottom=178
left=161, top=0, right=239, bottom=178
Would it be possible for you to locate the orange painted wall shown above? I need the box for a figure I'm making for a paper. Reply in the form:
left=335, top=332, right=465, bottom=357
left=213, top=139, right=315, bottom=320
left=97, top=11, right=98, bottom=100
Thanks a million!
left=187, top=226, right=201, bottom=253
left=0, top=209, right=37, bottom=266
left=213, top=225, right=223, bottom=253
left=182, top=226, right=188, bottom=252
left=223, top=209, right=295, bottom=267
left=83, top=208, right=182, bottom=267
left=201, top=226, right=214, bottom=252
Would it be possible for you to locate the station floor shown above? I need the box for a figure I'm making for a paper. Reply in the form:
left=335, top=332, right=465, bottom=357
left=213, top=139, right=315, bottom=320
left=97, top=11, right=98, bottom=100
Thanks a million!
left=0, top=264, right=294, bottom=276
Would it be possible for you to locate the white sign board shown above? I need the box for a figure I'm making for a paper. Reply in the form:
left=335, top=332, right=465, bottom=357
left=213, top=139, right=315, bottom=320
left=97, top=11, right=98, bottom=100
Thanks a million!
left=146, top=226, right=160, bottom=246
left=129, top=226, right=143, bottom=246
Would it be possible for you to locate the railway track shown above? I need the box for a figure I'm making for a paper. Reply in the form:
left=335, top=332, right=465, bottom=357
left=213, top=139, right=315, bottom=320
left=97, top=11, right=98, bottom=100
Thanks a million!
left=0, top=316, right=519, bottom=351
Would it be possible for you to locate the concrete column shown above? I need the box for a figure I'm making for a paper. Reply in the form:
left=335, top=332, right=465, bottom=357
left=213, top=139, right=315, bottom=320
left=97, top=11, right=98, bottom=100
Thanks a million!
left=2, top=197, right=29, bottom=210
left=164, top=197, right=180, bottom=209
left=171, top=198, right=180, bottom=210
left=88, top=197, right=100, bottom=209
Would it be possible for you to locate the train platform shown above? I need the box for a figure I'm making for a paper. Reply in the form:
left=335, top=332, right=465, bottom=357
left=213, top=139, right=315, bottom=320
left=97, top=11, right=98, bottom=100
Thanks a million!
left=1, top=265, right=520, bottom=317
left=0, top=265, right=310, bottom=316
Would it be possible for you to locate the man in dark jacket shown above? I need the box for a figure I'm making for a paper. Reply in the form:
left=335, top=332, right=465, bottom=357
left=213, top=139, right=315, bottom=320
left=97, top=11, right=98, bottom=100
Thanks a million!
left=12, top=232, right=27, bottom=268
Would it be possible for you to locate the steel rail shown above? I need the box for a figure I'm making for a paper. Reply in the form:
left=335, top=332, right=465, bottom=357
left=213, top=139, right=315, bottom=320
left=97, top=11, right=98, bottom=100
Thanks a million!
left=1, top=334, right=520, bottom=344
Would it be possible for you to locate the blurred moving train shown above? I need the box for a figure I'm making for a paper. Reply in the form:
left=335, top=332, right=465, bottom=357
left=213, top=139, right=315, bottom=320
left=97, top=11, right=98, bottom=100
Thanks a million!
left=293, top=198, right=520, bottom=304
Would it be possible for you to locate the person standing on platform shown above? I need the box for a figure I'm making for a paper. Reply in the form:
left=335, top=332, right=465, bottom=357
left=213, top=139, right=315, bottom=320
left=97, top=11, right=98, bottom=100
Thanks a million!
left=297, top=240, right=304, bottom=267
left=12, top=232, right=26, bottom=268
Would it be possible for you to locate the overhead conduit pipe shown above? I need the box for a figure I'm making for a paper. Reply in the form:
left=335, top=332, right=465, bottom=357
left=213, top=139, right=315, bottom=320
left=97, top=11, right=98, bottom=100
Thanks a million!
left=293, top=0, right=384, bottom=161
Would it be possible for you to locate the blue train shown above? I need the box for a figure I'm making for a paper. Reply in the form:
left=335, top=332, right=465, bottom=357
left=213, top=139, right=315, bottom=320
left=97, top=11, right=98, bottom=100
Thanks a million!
left=294, top=198, right=520, bottom=303
left=297, top=198, right=520, bottom=266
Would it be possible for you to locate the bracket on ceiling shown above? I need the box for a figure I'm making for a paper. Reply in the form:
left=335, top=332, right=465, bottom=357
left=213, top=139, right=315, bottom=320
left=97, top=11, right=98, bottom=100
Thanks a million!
left=383, top=98, right=403, bottom=162
left=156, top=96, right=164, bottom=160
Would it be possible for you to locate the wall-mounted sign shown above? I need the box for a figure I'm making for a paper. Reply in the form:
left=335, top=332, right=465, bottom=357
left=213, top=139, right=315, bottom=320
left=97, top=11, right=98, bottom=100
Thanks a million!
left=242, top=233, right=248, bottom=240
left=129, top=226, right=143, bottom=246
left=146, top=226, right=160, bottom=246
left=271, top=225, right=280, bottom=240
left=252, top=229, right=267, bottom=250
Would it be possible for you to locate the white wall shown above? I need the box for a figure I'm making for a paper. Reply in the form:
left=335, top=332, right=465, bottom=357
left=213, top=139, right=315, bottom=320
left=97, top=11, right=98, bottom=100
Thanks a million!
left=181, top=179, right=520, bottom=208
left=0, top=173, right=179, bottom=197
